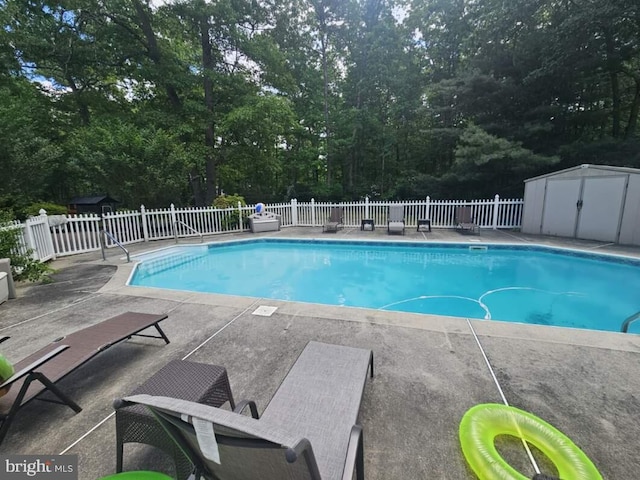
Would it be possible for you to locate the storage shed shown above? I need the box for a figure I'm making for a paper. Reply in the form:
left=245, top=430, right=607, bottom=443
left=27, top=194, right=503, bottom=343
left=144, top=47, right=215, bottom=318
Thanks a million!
left=521, top=164, right=640, bottom=245
left=68, top=195, right=119, bottom=216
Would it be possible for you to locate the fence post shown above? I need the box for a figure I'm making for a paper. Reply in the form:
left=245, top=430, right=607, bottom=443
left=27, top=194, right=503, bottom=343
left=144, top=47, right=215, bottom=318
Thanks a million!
left=43, top=209, right=56, bottom=260
left=170, top=203, right=177, bottom=239
left=237, top=201, right=243, bottom=231
left=22, top=217, right=36, bottom=258
left=140, top=205, right=150, bottom=242
left=311, top=198, right=316, bottom=227
left=425, top=196, right=430, bottom=222
left=36, top=209, right=56, bottom=261
left=365, top=196, right=369, bottom=219
left=291, top=198, right=298, bottom=226
left=101, top=212, right=108, bottom=246
left=492, top=194, right=500, bottom=230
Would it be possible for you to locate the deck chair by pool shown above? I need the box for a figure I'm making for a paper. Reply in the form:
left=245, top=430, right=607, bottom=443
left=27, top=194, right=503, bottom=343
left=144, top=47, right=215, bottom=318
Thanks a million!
left=387, top=205, right=405, bottom=235
left=0, top=312, right=169, bottom=445
left=454, top=206, right=479, bottom=234
left=323, top=207, right=344, bottom=233
left=120, top=341, right=374, bottom=480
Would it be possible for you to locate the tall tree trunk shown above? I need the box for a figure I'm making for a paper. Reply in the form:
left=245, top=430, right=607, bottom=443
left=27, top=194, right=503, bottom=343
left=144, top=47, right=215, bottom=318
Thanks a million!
left=605, top=30, right=621, bottom=138
left=67, top=76, right=90, bottom=126
left=625, top=78, right=640, bottom=140
left=200, top=14, right=217, bottom=205
left=132, top=0, right=182, bottom=110
left=320, top=33, right=331, bottom=186
left=189, top=170, right=205, bottom=206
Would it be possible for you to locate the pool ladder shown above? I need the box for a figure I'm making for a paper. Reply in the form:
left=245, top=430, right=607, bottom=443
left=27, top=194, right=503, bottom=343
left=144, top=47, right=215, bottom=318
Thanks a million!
left=621, top=311, right=640, bottom=333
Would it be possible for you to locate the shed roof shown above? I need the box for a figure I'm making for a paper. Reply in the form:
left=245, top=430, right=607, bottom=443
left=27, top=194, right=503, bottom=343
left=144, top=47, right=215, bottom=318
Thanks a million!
left=524, top=164, right=640, bottom=183
left=68, top=195, right=119, bottom=205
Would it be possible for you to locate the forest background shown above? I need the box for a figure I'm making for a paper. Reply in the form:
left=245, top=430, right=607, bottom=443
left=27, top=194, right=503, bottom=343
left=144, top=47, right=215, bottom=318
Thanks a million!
left=1, top=0, right=639, bottom=215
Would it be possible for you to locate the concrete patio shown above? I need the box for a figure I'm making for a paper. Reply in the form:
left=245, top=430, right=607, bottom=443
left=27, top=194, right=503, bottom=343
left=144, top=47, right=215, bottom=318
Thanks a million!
left=1, top=226, right=639, bottom=479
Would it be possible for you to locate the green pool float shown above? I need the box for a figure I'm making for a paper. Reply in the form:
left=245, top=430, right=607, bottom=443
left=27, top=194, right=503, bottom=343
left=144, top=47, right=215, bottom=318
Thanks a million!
left=0, top=354, right=14, bottom=396
left=459, top=403, right=602, bottom=480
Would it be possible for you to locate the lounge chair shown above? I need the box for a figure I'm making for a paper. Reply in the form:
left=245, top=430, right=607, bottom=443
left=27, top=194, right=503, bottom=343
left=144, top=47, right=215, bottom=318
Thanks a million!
left=323, top=207, right=344, bottom=233
left=455, top=206, right=479, bottom=234
left=118, top=341, right=374, bottom=480
left=0, top=311, right=169, bottom=445
left=387, top=205, right=405, bottom=235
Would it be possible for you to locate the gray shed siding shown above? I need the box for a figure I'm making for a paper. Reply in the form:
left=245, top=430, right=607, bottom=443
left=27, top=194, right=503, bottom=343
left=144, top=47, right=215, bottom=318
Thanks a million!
left=522, top=164, right=640, bottom=246
left=619, top=174, right=640, bottom=245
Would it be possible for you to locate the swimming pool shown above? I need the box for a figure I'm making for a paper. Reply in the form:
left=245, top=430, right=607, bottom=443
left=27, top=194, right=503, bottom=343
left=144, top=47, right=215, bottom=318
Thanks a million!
left=129, top=239, right=640, bottom=333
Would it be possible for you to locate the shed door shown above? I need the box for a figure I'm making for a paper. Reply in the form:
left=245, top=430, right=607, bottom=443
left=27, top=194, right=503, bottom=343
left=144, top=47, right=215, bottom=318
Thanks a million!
left=541, top=178, right=581, bottom=237
left=576, top=176, right=627, bottom=242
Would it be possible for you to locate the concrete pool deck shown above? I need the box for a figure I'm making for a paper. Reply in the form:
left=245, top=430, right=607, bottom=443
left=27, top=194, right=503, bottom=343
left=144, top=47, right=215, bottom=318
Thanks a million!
left=1, top=226, right=640, bottom=479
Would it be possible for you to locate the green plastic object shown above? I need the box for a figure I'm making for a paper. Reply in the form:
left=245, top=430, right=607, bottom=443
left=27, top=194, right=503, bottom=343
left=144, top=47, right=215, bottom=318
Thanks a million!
left=459, top=403, right=603, bottom=480
left=98, top=471, right=174, bottom=480
left=0, top=353, right=14, bottom=396
left=0, top=354, right=13, bottom=382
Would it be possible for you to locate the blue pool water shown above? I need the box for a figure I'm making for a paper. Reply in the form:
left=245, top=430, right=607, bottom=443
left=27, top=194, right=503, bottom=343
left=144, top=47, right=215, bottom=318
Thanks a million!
left=129, top=240, right=640, bottom=333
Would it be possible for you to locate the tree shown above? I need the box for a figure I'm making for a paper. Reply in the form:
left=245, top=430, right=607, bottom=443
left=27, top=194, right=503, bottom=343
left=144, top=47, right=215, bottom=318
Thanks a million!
left=451, top=123, right=559, bottom=197
left=1, top=0, right=638, bottom=209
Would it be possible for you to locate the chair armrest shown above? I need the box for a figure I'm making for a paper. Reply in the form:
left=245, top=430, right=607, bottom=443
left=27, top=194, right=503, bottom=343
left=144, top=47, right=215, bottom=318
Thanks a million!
left=233, top=400, right=260, bottom=419
left=0, top=345, right=69, bottom=390
left=341, top=425, right=364, bottom=480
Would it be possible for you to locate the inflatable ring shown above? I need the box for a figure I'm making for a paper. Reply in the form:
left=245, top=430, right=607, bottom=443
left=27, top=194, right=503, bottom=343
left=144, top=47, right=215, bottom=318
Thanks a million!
left=459, top=403, right=602, bottom=480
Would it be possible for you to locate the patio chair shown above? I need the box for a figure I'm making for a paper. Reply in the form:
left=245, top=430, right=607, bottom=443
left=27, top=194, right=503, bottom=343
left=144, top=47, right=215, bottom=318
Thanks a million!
left=0, top=311, right=170, bottom=445
left=454, top=206, right=479, bottom=234
left=387, top=205, right=405, bottom=235
left=323, top=207, right=344, bottom=233
left=118, top=341, right=374, bottom=480
left=115, top=360, right=236, bottom=480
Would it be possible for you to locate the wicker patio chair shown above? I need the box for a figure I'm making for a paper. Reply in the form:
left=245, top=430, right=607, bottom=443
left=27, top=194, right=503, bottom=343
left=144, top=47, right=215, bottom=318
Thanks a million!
left=115, top=360, right=235, bottom=480
left=118, top=341, right=374, bottom=480
left=0, top=312, right=170, bottom=445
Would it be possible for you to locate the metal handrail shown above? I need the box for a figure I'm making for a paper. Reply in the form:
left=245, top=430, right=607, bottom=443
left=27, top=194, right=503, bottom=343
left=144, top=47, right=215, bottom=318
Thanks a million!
left=100, top=229, right=130, bottom=263
left=173, top=221, right=203, bottom=243
left=621, top=311, right=640, bottom=333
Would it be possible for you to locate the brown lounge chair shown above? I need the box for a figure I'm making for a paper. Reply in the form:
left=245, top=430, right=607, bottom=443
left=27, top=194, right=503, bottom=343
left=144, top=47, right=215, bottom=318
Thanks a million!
left=117, top=341, right=374, bottom=480
left=323, top=207, right=344, bottom=233
left=455, top=206, right=479, bottom=234
left=0, top=312, right=169, bottom=445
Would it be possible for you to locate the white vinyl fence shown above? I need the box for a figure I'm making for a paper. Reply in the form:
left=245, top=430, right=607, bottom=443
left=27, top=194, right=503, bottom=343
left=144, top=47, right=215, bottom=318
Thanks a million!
left=8, top=195, right=523, bottom=262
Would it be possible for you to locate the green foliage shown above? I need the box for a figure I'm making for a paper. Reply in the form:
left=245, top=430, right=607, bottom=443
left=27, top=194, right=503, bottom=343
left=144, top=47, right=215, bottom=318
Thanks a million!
left=0, top=0, right=638, bottom=207
left=452, top=124, right=560, bottom=197
left=23, top=202, right=67, bottom=218
left=0, top=211, right=52, bottom=282
left=65, top=118, right=193, bottom=208
left=212, top=194, right=247, bottom=231
left=559, top=139, right=640, bottom=170
left=212, top=194, right=246, bottom=209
